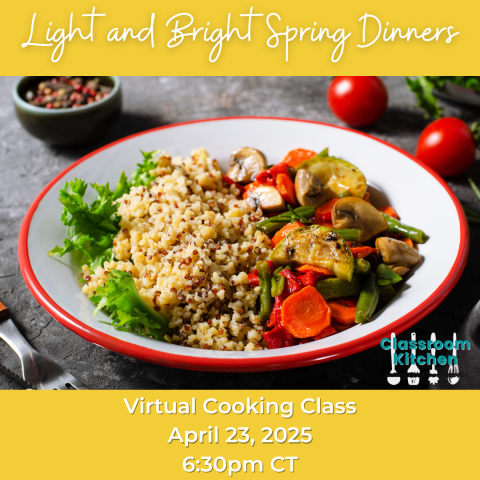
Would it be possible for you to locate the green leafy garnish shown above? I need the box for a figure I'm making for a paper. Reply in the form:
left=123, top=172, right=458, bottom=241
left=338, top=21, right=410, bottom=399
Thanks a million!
left=376, top=264, right=402, bottom=286
left=131, top=150, right=161, bottom=187
left=406, top=76, right=443, bottom=119
left=48, top=173, right=130, bottom=270
left=91, top=270, right=172, bottom=341
left=406, top=76, right=480, bottom=118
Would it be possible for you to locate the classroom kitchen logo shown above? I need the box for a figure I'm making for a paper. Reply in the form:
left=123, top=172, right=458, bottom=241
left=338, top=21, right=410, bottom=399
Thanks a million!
left=380, top=332, right=470, bottom=386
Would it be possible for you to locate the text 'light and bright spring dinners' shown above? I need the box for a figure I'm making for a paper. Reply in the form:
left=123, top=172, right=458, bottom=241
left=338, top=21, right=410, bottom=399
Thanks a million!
left=49, top=146, right=427, bottom=351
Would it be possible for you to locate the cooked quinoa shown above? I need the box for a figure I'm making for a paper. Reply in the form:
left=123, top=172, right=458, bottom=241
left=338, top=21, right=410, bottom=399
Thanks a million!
left=82, top=148, right=272, bottom=351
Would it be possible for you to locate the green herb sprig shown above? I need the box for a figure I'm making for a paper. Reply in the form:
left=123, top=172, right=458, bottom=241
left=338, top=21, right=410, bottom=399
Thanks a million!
left=463, top=178, right=480, bottom=224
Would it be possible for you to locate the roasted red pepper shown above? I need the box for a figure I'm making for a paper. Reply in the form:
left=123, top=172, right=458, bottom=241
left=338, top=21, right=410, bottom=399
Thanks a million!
left=320, top=211, right=332, bottom=222
left=248, top=273, right=260, bottom=287
left=350, top=246, right=378, bottom=259
left=297, top=271, right=328, bottom=288
left=264, top=325, right=297, bottom=349
left=280, top=269, right=303, bottom=295
left=222, top=175, right=245, bottom=195
left=266, top=176, right=276, bottom=187
left=313, top=326, right=337, bottom=341
left=255, top=163, right=290, bottom=184
left=267, top=295, right=283, bottom=328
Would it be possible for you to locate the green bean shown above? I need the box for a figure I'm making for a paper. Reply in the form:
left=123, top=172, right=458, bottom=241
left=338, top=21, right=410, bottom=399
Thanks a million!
left=378, top=284, right=397, bottom=307
left=271, top=265, right=291, bottom=297
left=257, top=261, right=273, bottom=321
left=315, top=276, right=363, bottom=301
left=339, top=191, right=352, bottom=198
left=256, top=206, right=315, bottom=235
left=256, top=220, right=289, bottom=235
left=354, top=258, right=371, bottom=275
left=355, top=272, right=380, bottom=324
left=376, top=263, right=402, bottom=286
left=332, top=229, right=361, bottom=242
left=381, top=213, right=427, bottom=244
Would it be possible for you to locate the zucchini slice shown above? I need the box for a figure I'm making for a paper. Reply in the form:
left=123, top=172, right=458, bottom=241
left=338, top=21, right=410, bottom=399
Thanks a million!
left=270, top=225, right=354, bottom=282
left=296, top=149, right=367, bottom=199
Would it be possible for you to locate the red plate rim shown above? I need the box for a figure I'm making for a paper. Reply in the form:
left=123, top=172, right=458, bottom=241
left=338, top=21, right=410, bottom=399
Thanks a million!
left=17, top=116, right=470, bottom=372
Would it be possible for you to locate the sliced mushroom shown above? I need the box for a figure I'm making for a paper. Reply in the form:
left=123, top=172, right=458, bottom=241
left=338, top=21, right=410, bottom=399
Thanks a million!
left=294, top=169, right=328, bottom=209
left=226, top=147, right=267, bottom=184
left=375, top=237, right=420, bottom=267
left=332, top=197, right=388, bottom=242
left=390, top=265, right=410, bottom=276
left=246, top=186, right=285, bottom=211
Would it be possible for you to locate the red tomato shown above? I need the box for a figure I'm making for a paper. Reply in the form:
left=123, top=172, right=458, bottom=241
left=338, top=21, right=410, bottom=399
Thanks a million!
left=416, top=117, right=476, bottom=177
left=327, top=76, right=388, bottom=126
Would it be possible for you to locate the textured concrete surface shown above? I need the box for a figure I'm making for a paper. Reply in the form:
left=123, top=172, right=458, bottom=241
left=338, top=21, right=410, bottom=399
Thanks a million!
left=1, top=76, right=479, bottom=390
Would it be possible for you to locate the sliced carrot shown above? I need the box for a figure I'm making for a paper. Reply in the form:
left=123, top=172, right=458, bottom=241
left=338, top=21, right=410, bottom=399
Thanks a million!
left=276, top=173, right=297, bottom=205
left=401, top=237, right=414, bottom=247
left=350, top=246, right=378, bottom=259
left=364, top=192, right=371, bottom=203
left=281, top=286, right=331, bottom=338
left=378, top=205, right=400, bottom=220
left=295, top=264, right=333, bottom=276
left=328, top=299, right=357, bottom=326
left=242, top=180, right=261, bottom=199
left=313, top=326, right=337, bottom=341
left=282, top=148, right=317, bottom=168
left=271, top=221, right=305, bottom=248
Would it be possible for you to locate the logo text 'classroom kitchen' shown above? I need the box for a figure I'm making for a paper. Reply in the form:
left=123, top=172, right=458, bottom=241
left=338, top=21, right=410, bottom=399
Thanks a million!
left=381, top=337, right=470, bottom=366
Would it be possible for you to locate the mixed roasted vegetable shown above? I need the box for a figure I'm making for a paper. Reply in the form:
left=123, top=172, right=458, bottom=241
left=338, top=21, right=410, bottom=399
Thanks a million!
left=230, top=147, right=428, bottom=350
left=49, top=145, right=427, bottom=350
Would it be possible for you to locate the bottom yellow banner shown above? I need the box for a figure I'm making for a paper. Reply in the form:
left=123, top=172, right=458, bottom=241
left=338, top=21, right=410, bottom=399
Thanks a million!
left=1, top=390, right=477, bottom=478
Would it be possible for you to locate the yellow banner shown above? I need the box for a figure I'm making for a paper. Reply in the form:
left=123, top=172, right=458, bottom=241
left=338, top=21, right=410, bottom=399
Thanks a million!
left=1, top=390, right=478, bottom=478
left=1, top=0, right=478, bottom=74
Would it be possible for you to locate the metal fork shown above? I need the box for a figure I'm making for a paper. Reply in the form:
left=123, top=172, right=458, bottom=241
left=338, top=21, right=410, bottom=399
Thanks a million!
left=0, top=300, right=88, bottom=390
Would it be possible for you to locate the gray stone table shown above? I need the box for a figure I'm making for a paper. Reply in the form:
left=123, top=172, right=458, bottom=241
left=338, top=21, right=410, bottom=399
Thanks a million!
left=1, top=76, right=479, bottom=390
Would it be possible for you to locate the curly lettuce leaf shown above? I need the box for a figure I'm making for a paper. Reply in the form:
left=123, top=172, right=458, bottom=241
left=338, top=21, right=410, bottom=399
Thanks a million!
left=91, top=269, right=171, bottom=341
left=48, top=171, right=130, bottom=270
left=131, top=150, right=162, bottom=187
left=406, top=76, right=443, bottom=119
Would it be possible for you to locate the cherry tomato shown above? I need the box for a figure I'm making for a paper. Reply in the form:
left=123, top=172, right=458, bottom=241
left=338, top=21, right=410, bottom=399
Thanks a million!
left=416, top=117, right=476, bottom=177
left=327, top=76, right=388, bottom=126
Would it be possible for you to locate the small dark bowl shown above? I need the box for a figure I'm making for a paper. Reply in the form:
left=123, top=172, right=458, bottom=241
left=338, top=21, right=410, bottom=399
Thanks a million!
left=12, top=76, right=122, bottom=147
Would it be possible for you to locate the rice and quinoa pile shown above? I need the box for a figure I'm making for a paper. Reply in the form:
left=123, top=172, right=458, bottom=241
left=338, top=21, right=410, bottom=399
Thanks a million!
left=81, top=148, right=272, bottom=351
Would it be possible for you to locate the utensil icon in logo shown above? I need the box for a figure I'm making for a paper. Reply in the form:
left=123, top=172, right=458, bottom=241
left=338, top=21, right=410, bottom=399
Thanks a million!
left=448, top=332, right=460, bottom=385
left=428, top=333, right=439, bottom=385
left=387, top=332, right=401, bottom=385
left=407, top=332, right=420, bottom=385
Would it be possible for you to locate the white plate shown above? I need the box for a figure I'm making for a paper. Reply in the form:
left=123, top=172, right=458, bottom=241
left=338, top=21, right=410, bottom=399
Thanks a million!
left=18, top=117, right=469, bottom=372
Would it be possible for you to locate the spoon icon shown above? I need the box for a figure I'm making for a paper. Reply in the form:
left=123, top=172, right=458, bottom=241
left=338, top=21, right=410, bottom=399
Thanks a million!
left=387, top=332, right=401, bottom=385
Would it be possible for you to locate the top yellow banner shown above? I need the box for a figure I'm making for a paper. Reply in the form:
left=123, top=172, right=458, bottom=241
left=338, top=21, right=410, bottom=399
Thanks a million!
left=1, top=0, right=478, bottom=74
